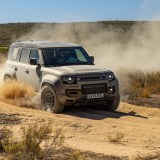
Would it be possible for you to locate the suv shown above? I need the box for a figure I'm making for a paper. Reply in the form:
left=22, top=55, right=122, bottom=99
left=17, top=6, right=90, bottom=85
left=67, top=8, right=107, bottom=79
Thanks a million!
left=4, top=41, right=120, bottom=113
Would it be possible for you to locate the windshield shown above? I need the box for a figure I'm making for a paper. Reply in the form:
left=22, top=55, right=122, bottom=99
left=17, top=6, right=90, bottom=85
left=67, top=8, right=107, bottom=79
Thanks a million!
left=42, top=47, right=94, bottom=66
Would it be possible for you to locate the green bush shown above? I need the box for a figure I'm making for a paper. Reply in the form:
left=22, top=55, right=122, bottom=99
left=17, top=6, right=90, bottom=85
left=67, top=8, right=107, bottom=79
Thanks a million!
left=0, top=47, right=9, bottom=53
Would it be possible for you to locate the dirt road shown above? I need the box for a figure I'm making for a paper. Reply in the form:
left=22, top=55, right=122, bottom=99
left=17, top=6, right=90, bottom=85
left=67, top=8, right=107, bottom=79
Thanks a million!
left=0, top=101, right=160, bottom=159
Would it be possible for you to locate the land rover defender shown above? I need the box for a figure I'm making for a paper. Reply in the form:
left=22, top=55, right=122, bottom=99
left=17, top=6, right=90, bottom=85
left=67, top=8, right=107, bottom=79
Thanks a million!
left=4, top=41, right=120, bottom=113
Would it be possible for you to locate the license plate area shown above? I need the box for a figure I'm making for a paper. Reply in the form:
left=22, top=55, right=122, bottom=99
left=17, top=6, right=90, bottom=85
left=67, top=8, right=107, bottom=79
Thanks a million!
left=81, top=84, right=107, bottom=94
left=86, top=93, right=104, bottom=99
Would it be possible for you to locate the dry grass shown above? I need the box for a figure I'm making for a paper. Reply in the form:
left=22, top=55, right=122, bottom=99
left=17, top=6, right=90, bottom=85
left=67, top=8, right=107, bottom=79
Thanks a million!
left=107, top=132, right=124, bottom=143
left=2, top=123, right=64, bottom=160
left=119, top=71, right=160, bottom=100
left=0, top=126, right=12, bottom=152
left=0, top=124, right=125, bottom=160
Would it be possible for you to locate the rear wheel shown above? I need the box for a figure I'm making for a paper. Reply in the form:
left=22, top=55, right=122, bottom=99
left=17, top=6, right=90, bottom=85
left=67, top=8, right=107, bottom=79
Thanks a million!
left=105, top=95, right=120, bottom=112
left=4, top=75, right=11, bottom=82
left=41, top=84, right=64, bottom=113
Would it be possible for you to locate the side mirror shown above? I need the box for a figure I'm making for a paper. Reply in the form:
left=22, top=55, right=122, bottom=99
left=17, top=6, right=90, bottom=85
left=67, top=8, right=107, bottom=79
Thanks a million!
left=90, top=56, right=94, bottom=63
left=29, top=58, right=38, bottom=65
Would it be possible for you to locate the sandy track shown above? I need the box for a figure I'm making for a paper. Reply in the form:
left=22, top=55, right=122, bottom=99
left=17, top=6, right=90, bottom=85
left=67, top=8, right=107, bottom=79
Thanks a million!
left=0, top=101, right=160, bottom=159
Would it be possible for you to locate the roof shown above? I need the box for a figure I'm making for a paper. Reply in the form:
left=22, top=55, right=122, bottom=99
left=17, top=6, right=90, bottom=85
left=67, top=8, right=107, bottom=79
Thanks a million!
left=11, top=41, right=80, bottom=48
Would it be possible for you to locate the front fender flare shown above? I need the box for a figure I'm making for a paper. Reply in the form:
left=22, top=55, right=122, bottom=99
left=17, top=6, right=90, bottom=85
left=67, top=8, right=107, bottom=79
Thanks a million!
left=41, top=75, right=61, bottom=90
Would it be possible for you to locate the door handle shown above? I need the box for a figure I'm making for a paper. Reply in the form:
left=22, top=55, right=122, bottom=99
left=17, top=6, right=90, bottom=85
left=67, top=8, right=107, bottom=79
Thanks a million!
left=14, top=66, right=17, bottom=71
left=25, top=69, right=29, bottom=74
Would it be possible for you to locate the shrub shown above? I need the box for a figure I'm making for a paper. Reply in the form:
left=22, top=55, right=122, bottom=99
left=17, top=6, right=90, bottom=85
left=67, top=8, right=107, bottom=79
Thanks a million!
left=0, top=47, right=9, bottom=53
left=107, top=132, right=124, bottom=143
left=142, top=89, right=150, bottom=98
left=122, top=71, right=160, bottom=99
left=0, top=124, right=126, bottom=160
left=0, top=126, right=13, bottom=152
left=3, top=123, right=64, bottom=160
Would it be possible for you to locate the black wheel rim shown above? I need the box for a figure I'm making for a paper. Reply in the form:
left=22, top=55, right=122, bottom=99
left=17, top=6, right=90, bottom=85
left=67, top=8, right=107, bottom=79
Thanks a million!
left=43, top=90, right=55, bottom=109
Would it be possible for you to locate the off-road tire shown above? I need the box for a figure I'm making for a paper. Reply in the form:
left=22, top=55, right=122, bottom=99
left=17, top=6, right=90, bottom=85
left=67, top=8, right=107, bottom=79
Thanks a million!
left=106, top=95, right=120, bottom=112
left=41, top=84, right=64, bottom=113
left=4, top=75, right=11, bottom=82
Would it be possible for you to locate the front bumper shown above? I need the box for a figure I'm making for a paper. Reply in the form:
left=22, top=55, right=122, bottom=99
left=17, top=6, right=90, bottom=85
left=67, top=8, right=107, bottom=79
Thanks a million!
left=55, top=77, right=119, bottom=106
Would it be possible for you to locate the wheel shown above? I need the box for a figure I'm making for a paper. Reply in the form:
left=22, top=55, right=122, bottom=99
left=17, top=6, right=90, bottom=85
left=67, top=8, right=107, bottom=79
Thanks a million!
left=105, top=95, right=120, bottom=112
left=41, top=84, right=64, bottom=113
left=4, top=75, right=11, bottom=82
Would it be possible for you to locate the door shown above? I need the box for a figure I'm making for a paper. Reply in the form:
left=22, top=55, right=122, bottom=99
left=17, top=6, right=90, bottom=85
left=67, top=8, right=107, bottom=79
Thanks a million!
left=25, top=49, right=41, bottom=91
left=15, top=48, right=30, bottom=82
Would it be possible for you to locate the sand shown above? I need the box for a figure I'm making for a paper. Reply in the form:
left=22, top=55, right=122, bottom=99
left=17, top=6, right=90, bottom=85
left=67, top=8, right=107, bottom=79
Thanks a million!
left=0, top=100, right=159, bottom=159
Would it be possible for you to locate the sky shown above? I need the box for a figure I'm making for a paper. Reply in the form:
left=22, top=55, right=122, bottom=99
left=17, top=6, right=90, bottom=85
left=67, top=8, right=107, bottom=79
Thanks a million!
left=0, top=0, right=160, bottom=23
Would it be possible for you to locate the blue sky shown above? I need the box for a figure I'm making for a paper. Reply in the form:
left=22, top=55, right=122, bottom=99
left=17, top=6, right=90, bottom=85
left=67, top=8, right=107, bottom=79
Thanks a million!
left=0, top=0, right=160, bottom=23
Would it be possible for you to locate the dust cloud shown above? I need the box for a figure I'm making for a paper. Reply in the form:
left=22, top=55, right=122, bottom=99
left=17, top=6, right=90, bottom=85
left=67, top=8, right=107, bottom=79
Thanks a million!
left=0, top=64, right=5, bottom=83
left=0, top=53, right=7, bottom=83
left=0, top=52, right=40, bottom=108
left=0, top=21, right=159, bottom=106
left=0, top=80, right=40, bottom=108
left=19, top=22, right=160, bottom=71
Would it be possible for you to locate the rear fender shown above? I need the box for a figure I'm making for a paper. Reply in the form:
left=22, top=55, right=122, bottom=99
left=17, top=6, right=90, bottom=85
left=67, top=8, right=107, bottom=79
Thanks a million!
left=4, top=68, right=16, bottom=80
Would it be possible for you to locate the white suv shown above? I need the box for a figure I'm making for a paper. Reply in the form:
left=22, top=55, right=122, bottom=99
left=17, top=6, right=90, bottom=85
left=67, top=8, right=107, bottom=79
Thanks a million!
left=4, top=41, right=120, bottom=113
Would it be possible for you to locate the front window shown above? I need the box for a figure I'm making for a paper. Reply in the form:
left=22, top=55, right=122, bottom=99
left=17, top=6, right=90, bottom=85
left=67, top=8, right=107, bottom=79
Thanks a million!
left=42, top=47, right=93, bottom=66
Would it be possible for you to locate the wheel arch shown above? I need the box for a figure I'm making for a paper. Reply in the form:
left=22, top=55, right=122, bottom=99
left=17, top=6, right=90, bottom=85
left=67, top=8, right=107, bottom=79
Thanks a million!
left=4, top=68, right=16, bottom=81
left=41, top=75, right=60, bottom=89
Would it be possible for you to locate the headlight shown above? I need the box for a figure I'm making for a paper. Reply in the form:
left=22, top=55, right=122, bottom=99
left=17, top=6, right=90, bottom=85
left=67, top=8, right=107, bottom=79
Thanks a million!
left=62, top=76, right=77, bottom=84
left=106, top=72, right=115, bottom=81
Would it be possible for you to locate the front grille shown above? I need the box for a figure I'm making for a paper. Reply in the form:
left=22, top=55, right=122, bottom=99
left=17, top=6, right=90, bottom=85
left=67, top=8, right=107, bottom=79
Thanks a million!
left=77, top=72, right=110, bottom=82
left=80, top=76, right=101, bottom=81
left=81, top=84, right=107, bottom=94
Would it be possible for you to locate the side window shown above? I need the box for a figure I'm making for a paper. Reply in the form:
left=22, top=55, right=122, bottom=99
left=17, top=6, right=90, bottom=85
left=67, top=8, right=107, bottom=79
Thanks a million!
left=20, top=48, right=29, bottom=63
left=29, top=49, right=39, bottom=63
left=8, top=47, right=18, bottom=59
left=75, top=49, right=87, bottom=62
left=12, top=48, right=19, bottom=60
left=16, top=48, right=22, bottom=61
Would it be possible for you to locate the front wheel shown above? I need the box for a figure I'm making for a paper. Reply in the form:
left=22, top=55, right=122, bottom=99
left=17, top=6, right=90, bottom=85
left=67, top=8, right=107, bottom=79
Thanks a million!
left=105, top=95, right=120, bottom=112
left=41, top=84, right=64, bottom=113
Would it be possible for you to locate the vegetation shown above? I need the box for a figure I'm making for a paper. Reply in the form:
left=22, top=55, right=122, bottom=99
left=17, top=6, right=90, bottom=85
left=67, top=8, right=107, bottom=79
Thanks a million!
left=0, top=23, right=35, bottom=47
left=0, top=47, right=8, bottom=53
left=0, top=126, right=12, bottom=152
left=107, top=132, right=124, bottom=144
left=0, top=47, right=8, bottom=63
left=2, top=123, right=64, bottom=160
left=0, top=21, right=157, bottom=47
left=126, top=71, right=160, bottom=98
left=0, top=124, right=123, bottom=160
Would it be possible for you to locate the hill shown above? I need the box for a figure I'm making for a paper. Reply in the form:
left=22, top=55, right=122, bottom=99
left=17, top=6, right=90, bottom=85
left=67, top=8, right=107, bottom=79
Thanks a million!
left=0, top=21, right=140, bottom=47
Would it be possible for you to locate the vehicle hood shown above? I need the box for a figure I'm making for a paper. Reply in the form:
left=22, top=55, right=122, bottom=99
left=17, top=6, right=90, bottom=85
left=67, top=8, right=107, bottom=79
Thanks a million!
left=42, top=65, right=111, bottom=75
